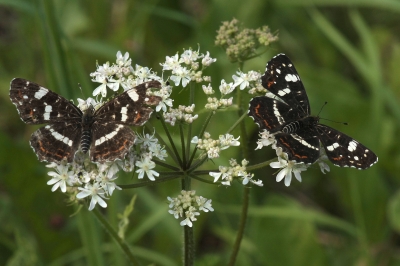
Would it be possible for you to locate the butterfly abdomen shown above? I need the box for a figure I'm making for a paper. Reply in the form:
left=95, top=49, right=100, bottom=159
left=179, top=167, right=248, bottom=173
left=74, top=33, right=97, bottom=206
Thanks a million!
left=282, top=116, right=319, bottom=134
left=81, top=130, right=91, bottom=153
left=81, top=107, right=95, bottom=154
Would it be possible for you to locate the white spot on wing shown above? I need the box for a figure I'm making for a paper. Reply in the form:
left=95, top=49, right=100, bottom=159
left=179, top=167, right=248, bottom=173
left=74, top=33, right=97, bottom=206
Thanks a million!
left=273, top=102, right=285, bottom=125
left=285, top=74, right=298, bottom=82
left=291, top=134, right=319, bottom=150
left=95, top=125, right=124, bottom=146
left=34, top=87, right=48, bottom=100
left=46, top=125, right=73, bottom=146
left=121, top=106, right=128, bottom=122
left=348, top=140, right=358, bottom=152
left=127, top=89, right=139, bottom=101
left=326, top=142, right=339, bottom=151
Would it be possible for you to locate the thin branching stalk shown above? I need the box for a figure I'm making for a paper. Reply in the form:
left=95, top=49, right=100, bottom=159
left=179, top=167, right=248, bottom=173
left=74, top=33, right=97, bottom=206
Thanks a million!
left=92, top=208, right=140, bottom=266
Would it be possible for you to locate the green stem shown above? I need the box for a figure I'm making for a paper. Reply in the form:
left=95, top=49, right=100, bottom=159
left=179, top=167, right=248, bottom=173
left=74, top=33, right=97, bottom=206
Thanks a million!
left=119, top=174, right=183, bottom=189
left=227, top=111, right=249, bottom=134
left=185, top=82, right=196, bottom=168
left=190, top=174, right=217, bottom=185
left=228, top=61, right=250, bottom=265
left=184, top=225, right=194, bottom=266
left=157, top=114, right=183, bottom=167
left=228, top=187, right=250, bottom=266
left=152, top=159, right=181, bottom=171
left=180, top=123, right=187, bottom=168
left=187, top=111, right=214, bottom=167
left=92, top=208, right=140, bottom=266
left=145, top=123, right=180, bottom=167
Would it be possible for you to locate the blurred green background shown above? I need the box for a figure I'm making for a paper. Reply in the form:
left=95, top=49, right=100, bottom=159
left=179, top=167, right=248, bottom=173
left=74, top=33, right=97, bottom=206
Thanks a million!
left=1, top=0, right=399, bottom=265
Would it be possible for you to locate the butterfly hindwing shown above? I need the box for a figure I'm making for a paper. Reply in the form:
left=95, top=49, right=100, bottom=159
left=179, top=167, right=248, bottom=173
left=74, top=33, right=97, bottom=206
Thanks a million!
left=316, top=125, right=378, bottom=169
left=90, top=122, right=135, bottom=162
left=30, top=123, right=82, bottom=163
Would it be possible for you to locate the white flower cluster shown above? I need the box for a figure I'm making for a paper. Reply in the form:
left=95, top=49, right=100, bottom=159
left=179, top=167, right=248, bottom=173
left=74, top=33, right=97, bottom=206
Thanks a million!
left=89, top=52, right=172, bottom=113
left=255, top=130, right=330, bottom=186
left=46, top=130, right=168, bottom=210
left=167, top=190, right=214, bottom=227
left=42, top=51, right=174, bottom=211
left=232, top=70, right=263, bottom=93
left=135, top=131, right=167, bottom=181
left=46, top=157, right=121, bottom=211
left=202, top=80, right=234, bottom=110
left=209, top=159, right=263, bottom=186
left=161, top=48, right=216, bottom=87
left=191, top=132, right=240, bottom=159
left=163, top=104, right=198, bottom=126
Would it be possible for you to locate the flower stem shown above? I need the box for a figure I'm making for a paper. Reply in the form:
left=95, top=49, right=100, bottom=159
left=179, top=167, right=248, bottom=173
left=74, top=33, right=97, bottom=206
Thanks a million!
left=157, top=114, right=183, bottom=167
left=92, top=208, right=140, bottom=266
left=228, top=61, right=250, bottom=265
left=187, top=111, right=214, bottom=166
left=182, top=172, right=194, bottom=265
left=228, top=187, right=250, bottom=266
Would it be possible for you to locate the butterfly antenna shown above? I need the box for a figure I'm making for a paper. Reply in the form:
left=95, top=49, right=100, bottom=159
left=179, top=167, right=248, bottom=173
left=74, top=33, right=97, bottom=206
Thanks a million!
left=317, top=101, right=328, bottom=117
left=318, top=102, right=348, bottom=126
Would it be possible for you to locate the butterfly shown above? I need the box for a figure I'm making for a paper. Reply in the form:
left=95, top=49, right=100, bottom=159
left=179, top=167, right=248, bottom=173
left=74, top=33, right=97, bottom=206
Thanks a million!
left=248, top=54, right=378, bottom=169
left=10, top=78, right=161, bottom=163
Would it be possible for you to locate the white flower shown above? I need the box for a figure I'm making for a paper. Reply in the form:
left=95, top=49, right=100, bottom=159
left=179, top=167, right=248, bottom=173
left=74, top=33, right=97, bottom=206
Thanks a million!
left=209, top=171, right=223, bottom=182
left=161, top=54, right=180, bottom=71
left=270, top=156, right=308, bottom=186
left=133, top=65, right=159, bottom=83
left=201, top=51, right=217, bottom=66
left=232, top=71, right=250, bottom=90
left=256, top=130, right=276, bottom=149
left=136, top=131, right=158, bottom=147
left=95, top=166, right=121, bottom=196
left=219, top=134, right=240, bottom=149
left=116, top=51, right=131, bottom=67
left=149, top=143, right=168, bottom=161
left=219, top=79, right=235, bottom=95
left=76, top=183, right=108, bottom=211
left=170, top=66, right=191, bottom=87
left=196, top=196, right=214, bottom=212
left=317, top=152, right=330, bottom=174
left=135, top=157, right=159, bottom=181
left=180, top=48, right=201, bottom=65
left=92, top=75, right=108, bottom=97
left=180, top=206, right=200, bottom=227
left=77, top=97, right=99, bottom=112
left=47, top=164, right=74, bottom=192
left=202, top=83, right=214, bottom=95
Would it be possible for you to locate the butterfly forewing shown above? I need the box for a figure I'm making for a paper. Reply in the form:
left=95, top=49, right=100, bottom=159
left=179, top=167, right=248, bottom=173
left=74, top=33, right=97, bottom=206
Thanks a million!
left=94, top=81, right=161, bottom=126
left=10, top=78, right=82, bottom=125
left=261, top=54, right=310, bottom=115
left=249, top=96, right=304, bottom=132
